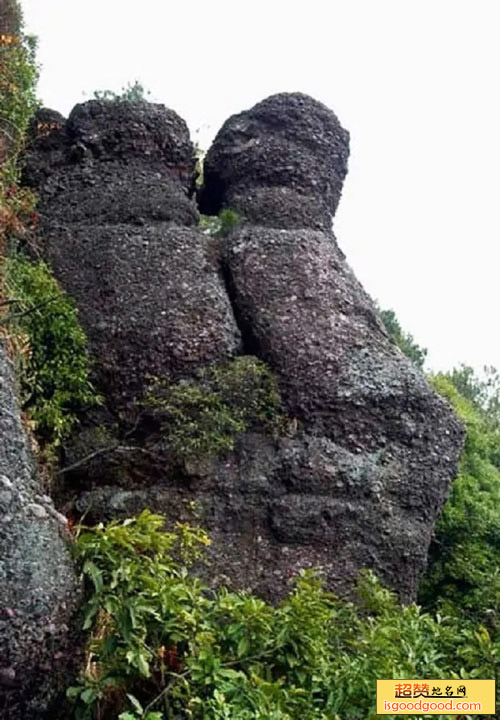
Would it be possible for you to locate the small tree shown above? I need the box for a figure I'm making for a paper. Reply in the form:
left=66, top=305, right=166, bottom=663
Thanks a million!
left=93, top=81, right=151, bottom=103
left=378, top=306, right=427, bottom=369
left=447, top=364, right=500, bottom=431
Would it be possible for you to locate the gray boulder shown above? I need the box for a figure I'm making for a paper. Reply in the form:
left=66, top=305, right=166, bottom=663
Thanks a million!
left=0, top=343, right=80, bottom=719
left=23, top=102, right=241, bottom=412
left=23, top=101, right=199, bottom=227
left=199, top=93, right=464, bottom=600
left=199, top=92, right=350, bottom=230
left=39, top=223, right=241, bottom=409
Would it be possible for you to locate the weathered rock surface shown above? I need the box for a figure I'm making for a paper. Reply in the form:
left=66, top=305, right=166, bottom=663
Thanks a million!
left=24, top=101, right=198, bottom=227
left=39, top=223, right=241, bottom=409
left=199, top=92, right=350, bottom=230
left=0, top=343, right=80, bottom=719
left=23, top=102, right=241, bottom=411
left=22, top=93, right=464, bottom=606
left=199, top=93, right=464, bottom=599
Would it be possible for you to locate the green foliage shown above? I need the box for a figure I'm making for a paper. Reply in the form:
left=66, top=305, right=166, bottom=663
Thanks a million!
left=3, top=254, right=99, bottom=444
left=198, top=208, right=242, bottom=236
left=0, top=5, right=39, bottom=241
left=420, top=374, right=500, bottom=629
left=218, top=208, right=241, bottom=235
left=447, top=364, right=500, bottom=432
left=70, top=511, right=500, bottom=720
left=93, top=81, right=151, bottom=103
left=0, top=20, right=38, bottom=184
left=377, top=306, right=427, bottom=369
left=146, top=356, right=282, bottom=461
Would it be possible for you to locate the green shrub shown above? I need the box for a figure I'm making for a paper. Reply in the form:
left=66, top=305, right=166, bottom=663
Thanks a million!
left=146, top=356, right=282, bottom=461
left=0, top=4, right=39, bottom=242
left=0, top=17, right=38, bottom=185
left=70, top=511, right=499, bottom=720
left=446, top=364, right=500, bottom=433
left=377, top=306, right=427, bottom=369
left=198, top=209, right=242, bottom=236
left=420, top=374, right=500, bottom=630
left=3, top=254, right=99, bottom=444
left=92, top=81, right=151, bottom=103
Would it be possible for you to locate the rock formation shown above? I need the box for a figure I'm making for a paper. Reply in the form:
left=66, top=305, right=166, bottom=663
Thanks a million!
left=23, top=101, right=241, bottom=410
left=0, top=343, right=80, bottom=719
left=21, top=93, right=464, bottom=608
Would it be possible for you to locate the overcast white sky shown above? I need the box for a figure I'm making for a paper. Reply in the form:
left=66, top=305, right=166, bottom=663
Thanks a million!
left=22, top=0, right=500, bottom=373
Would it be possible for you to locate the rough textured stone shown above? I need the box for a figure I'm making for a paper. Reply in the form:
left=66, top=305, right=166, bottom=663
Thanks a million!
left=23, top=101, right=199, bottom=226
left=198, top=93, right=463, bottom=600
left=23, top=102, right=241, bottom=411
left=38, top=223, right=241, bottom=409
left=74, top=425, right=460, bottom=602
left=22, top=93, right=464, bottom=608
left=0, top=343, right=80, bottom=719
left=199, top=92, right=350, bottom=229
left=224, top=227, right=446, bottom=442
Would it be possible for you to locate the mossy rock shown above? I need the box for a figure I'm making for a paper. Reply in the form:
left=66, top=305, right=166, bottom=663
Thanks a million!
left=146, top=356, right=282, bottom=462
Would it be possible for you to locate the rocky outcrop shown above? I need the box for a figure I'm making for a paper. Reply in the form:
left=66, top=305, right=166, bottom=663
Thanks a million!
left=22, top=93, right=464, bottom=605
left=24, top=101, right=199, bottom=226
left=199, top=93, right=463, bottom=599
left=38, top=223, right=241, bottom=410
left=23, top=102, right=241, bottom=410
left=0, top=343, right=80, bottom=720
left=199, top=92, right=349, bottom=232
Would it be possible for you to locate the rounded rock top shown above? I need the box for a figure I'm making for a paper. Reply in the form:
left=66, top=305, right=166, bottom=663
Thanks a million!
left=199, top=92, right=350, bottom=220
left=66, top=99, right=195, bottom=167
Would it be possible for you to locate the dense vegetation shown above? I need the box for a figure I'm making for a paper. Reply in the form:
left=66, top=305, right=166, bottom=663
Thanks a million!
left=69, top=511, right=499, bottom=720
left=3, top=253, right=98, bottom=445
left=0, top=0, right=38, bottom=251
left=0, top=2, right=97, bottom=456
left=146, top=356, right=282, bottom=462
left=420, top=372, right=500, bottom=629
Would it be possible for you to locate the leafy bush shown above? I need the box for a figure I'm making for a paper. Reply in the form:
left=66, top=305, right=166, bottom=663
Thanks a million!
left=447, top=364, right=500, bottom=432
left=198, top=208, right=242, bottom=236
left=0, top=4, right=39, bottom=245
left=70, top=511, right=499, bottom=720
left=93, top=81, right=151, bottom=103
left=377, top=306, right=427, bottom=369
left=3, top=254, right=99, bottom=444
left=0, top=14, right=38, bottom=175
left=420, top=374, right=500, bottom=630
left=146, top=356, right=282, bottom=461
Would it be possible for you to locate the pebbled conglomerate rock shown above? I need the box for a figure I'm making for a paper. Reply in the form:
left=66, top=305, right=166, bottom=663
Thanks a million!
left=0, top=343, right=80, bottom=720
left=199, top=92, right=350, bottom=231
left=198, top=92, right=464, bottom=600
left=23, top=102, right=241, bottom=412
left=23, top=101, right=199, bottom=227
left=39, top=223, right=241, bottom=410
left=22, top=93, right=464, bottom=606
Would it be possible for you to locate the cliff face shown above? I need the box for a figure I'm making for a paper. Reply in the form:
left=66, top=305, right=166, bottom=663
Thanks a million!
left=0, top=345, right=80, bottom=719
left=21, top=93, right=464, bottom=606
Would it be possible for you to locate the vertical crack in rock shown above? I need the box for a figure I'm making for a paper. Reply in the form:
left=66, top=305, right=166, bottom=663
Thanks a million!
left=198, top=92, right=465, bottom=601
left=219, top=252, right=263, bottom=358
